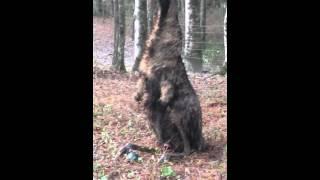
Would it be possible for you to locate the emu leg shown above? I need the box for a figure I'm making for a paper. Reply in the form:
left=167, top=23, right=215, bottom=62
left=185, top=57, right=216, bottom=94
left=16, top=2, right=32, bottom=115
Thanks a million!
left=177, top=123, right=191, bottom=154
left=134, top=77, right=146, bottom=102
left=158, top=123, right=191, bottom=163
left=154, top=115, right=164, bottom=144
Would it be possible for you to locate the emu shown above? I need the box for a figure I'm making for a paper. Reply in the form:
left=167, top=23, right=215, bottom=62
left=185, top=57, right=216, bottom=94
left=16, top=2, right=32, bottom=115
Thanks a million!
left=118, top=0, right=205, bottom=162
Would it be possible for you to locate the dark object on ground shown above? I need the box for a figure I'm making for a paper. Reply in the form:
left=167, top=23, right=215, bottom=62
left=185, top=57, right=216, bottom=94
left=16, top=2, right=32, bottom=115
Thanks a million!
left=126, top=151, right=139, bottom=162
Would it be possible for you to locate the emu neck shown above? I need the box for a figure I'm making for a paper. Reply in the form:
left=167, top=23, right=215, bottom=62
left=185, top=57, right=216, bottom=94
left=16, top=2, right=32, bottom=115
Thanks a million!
left=155, top=0, right=182, bottom=62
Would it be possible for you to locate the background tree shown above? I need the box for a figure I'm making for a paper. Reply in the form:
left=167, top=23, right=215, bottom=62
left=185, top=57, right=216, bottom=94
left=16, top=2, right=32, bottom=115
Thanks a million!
left=178, top=0, right=185, bottom=28
left=200, top=0, right=206, bottom=60
left=112, top=0, right=119, bottom=66
left=98, top=0, right=103, bottom=16
left=93, top=0, right=113, bottom=17
left=184, top=0, right=203, bottom=72
left=93, top=0, right=227, bottom=74
left=93, top=0, right=99, bottom=16
left=177, top=0, right=185, bottom=54
left=221, top=2, right=227, bottom=75
left=110, top=0, right=114, bottom=16
left=132, top=0, right=147, bottom=72
left=112, top=0, right=126, bottom=72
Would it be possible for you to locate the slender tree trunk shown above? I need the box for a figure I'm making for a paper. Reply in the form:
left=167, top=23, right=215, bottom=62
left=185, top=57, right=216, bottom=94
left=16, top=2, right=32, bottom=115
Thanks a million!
left=179, top=0, right=185, bottom=25
left=184, top=0, right=203, bottom=72
left=111, top=0, right=114, bottom=17
left=219, top=3, right=227, bottom=75
left=200, top=0, right=206, bottom=39
left=222, top=4, right=227, bottom=73
left=102, top=0, right=107, bottom=22
left=223, top=5, right=227, bottom=66
left=93, top=0, right=99, bottom=16
left=131, top=16, right=135, bottom=41
left=113, top=0, right=126, bottom=72
left=132, top=0, right=147, bottom=72
left=177, top=0, right=185, bottom=54
left=112, top=0, right=119, bottom=66
left=215, top=0, right=222, bottom=8
left=200, top=0, right=206, bottom=58
left=102, top=0, right=105, bottom=18
left=97, top=0, right=103, bottom=16
left=131, top=0, right=135, bottom=40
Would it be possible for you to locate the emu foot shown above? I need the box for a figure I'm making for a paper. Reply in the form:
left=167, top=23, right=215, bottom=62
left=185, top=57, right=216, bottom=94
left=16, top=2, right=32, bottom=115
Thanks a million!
left=158, top=152, right=186, bottom=163
left=157, top=143, right=185, bottom=163
left=158, top=153, right=169, bottom=163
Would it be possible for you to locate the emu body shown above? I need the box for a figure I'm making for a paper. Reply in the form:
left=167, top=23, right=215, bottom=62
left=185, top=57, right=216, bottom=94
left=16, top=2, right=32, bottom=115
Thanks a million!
left=128, top=0, right=204, bottom=161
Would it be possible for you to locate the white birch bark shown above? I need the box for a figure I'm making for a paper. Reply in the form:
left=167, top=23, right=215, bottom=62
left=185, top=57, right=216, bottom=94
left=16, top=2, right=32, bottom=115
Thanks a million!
left=134, top=0, right=141, bottom=62
left=184, top=0, right=202, bottom=72
left=132, top=0, right=147, bottom=71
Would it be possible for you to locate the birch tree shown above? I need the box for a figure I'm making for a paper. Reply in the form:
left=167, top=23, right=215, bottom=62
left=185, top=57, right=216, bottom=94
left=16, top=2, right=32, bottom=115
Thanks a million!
left=221, top=3, right=227, bottom=74
left=132, top=0, right=147, bottom=72
left=184, top=0, right=203, bottom=72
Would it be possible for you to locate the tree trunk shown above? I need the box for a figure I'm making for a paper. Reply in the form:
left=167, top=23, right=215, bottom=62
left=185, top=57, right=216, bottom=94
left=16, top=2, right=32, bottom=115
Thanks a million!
left=215, top=0, right=222, bottom=8
left=97, top=0, right=102, bottom=15
left=93, top=0, right=99, bottom=16
left=222, top=4, right=227, bottom=74
left=223, top=5, right=227, bottom=66
left=131, top=17, right=135, bottom=41
left=132, top=0, right=147, bottom=72
left=178, top=0, right=185, bottom=54
left=113, top=0, right=126, bottom=72
left=219, top=3, right=227, bottom=75
left=111, top=0, right=114, bottom=17
left=131, top=0, right=135, bottom=41
left=184, top=0, right=203, bottom=72
left=179, top=0, right=185, bottom=25
left=200, top=0, right=206, bottom=59
left=112, top=0, right=119, bottom=66
left=102, top=0, right=106, bottom=18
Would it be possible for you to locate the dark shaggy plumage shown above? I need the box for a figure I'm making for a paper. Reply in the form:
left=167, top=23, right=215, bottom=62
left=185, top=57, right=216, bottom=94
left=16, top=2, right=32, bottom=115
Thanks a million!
left=134, top=0, right=205, bottom=155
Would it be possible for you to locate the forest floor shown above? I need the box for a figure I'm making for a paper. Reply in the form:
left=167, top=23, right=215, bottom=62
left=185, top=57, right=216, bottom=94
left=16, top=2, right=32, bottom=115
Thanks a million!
left=93, top=70, right=227, bottom=180
left=93, top=17, right=227, bottom=180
